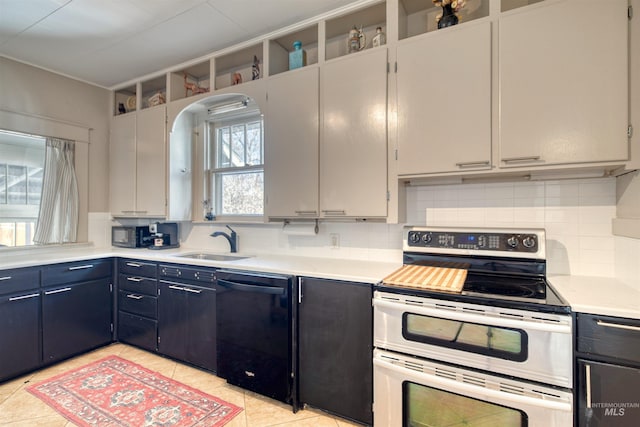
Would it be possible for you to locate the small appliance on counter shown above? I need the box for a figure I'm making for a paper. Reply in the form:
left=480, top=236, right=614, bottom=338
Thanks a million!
left=148, top=222, right=180, bottom=250
left=112, top=225, right=153, bottom=248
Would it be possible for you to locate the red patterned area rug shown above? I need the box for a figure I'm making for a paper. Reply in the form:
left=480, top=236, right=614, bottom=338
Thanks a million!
left=27, top=355, right=242, bottom=426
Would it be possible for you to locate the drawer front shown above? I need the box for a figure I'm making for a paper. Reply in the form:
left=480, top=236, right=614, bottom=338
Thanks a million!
left=0, top=268, right=40, bottom=295
left=42, top=258, right=112, bottom=287
left=119, top=273, right=157, bottom=296
left=159, top=264, right=215, bottom=286
left=577, top=313, right=640, bottom=365
left=118, top=259, right=157, bottom=278
left=118, top=311, right=157, bottom=352
left=118, top=290, right=157, bottom=319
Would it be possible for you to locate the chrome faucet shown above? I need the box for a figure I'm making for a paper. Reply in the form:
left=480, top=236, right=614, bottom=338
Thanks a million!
left=210, top=225, right=238, bottom=253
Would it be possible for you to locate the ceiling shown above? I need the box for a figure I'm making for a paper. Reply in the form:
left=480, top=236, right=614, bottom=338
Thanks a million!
left=0, top=0, right=363, bottom=88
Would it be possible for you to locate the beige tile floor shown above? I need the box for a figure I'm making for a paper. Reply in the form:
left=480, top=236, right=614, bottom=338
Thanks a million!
left=0, top=343, right=362, bottom=427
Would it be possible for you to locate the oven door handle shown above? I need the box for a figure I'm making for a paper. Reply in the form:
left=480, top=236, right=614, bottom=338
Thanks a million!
left=373, top=355, right=572, bottom=412
left=373, top=298, right=571, bottom=333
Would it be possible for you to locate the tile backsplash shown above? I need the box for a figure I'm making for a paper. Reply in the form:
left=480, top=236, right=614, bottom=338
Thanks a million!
left=92, top=177, right=640, bottom=284
left=406, top=178, right=619, bottom=277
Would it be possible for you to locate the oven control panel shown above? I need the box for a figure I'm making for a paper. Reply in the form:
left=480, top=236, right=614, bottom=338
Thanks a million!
left=405, top=227, right=543, bottom=255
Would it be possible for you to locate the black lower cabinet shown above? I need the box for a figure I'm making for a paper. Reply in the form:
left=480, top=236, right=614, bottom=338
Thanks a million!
left=157, top=280, right=216, bottom=371
left=0, top=289, right=41, bottom=381
left=298, top=277, right=373, bottom=425
left=42, top=278, right=113, bottom=363
left=578, top=359, right=640, bottom=426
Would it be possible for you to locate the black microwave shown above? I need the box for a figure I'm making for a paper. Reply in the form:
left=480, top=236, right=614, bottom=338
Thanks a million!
left=112, top=226, right=152, bottom=248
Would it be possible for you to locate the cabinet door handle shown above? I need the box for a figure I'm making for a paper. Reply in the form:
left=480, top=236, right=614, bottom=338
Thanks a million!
left=596, top=320, right=640, bottom=332
left=455, top=160, right=490, bottom=168
left=126, top=294, right=144, bottom=300
left=585, top=363, right=592, bottom=409
left=322, top=209, right=346, bottom=215
left=127, top=277, right=143, bottom=282
left=0, top=276, right=12, bottom=281
left=68, top=264, right=94, bottom=271
left=298, top=278, right=303, bottom=304
left=45, top=287, right=72, bottom=295
left=168, top=285, right=185, bottom=291
left=183, top=287, right=202, bottom=294
left=501, top=156, right=541, bottom=164
left=295, top=210, right=318, bottom=216
left=126, top=262, right=142, bottom=268
left=9, top=293, right=40, bottom=301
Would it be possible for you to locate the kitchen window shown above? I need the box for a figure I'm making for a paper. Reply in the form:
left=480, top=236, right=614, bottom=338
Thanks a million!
left=206, top=110, right=264, bottom=218
left=0, top=130, right=45, bottom=247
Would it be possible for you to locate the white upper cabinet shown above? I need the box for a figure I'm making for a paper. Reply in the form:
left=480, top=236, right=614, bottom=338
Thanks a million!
left=110, top=113, right=136, bottom=215
left=265, top=67, right=320, bottom=218
left=499, top=0, right=629, bottom=168
left=320, top=48, right=388, bottom=218
left=396, top=21, right=492, bottom=175
left=109, top=106, right=166, bottom=217
left=135, top=106, right=167, bottom=217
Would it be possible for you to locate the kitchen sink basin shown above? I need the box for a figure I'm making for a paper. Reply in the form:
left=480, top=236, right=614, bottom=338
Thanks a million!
left=174, top=252, right=251, bottom=261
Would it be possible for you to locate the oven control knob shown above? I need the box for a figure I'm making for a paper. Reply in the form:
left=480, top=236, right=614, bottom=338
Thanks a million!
left=422, top=233, right=432, bottom=244
left=522, top=236, right=536, bottom=248
left=409, top=232, right=420, bottom=244
left=507, top=236, right=518, bottom=248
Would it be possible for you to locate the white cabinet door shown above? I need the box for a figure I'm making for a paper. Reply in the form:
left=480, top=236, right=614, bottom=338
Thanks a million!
left=135, top=106, right=167, bottom=217
left=109, top=114, right=136, bottom=215
left=397, top=21, right=492, bottom=175
left=499, top=0, right=628, bottom=167
left=265, top=67, right=319, bottom=218
left=321, top=48, right=388, bottom=218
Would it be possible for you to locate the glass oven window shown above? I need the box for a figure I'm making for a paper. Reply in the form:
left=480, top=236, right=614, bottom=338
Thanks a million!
left=403, top=313, right=527, bottom=362
left=403, top=381, right=527, bottom=427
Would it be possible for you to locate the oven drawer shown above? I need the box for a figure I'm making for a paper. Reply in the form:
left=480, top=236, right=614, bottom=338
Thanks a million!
left=577, top=313, right=640, bottom=365
left=373, top=291, right=573, bottom=388
left=118, top=290, right=157, bottom=319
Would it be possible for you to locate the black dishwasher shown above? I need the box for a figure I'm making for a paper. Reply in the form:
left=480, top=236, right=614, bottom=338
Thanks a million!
left=215, top=269, right=293, bottom=405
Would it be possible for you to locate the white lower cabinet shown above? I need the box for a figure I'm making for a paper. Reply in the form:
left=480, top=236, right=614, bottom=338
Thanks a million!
left=110, top=106, right=167, bottom=217
left=265, top=67, right=319, bottom=218
left=396, top=21, right=492, bottom=176
left=499, top=0, right=629, bottom=168
left=321, top=48, right=388, bottom=218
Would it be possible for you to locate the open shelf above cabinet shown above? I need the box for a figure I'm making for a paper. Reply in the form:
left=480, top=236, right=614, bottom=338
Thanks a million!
left=325, top=1, right=386, bottom=61
left=141, top=75, right=166, bottom=109
left=114, top=85, right=136, bottom=115
left=214, top=43, right=264, bottom=90
left=501, top=0, right=546, bottom=13
left=269, top=24, right=319, bottom=76
left=170, top=61, right=210, bottom=102
left=398, top=0, right=488, bottom=40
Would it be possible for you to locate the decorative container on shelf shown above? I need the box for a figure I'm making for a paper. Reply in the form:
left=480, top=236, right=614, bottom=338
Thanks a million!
left=289, top=41, right=307, bottom=70
left=252, top=55, right=260, bottom=80
left=148, top=92, right=165, bottom=107
left=232, top=72, right=242, bottom=85
left=348, top=26, right=366, bottom=53
left=434, top=0, right=465, bottom=29
left=372, top=27, right=386, bottom=47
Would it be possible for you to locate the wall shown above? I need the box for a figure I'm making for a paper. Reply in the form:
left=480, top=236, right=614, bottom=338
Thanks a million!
left=175, top=177, right=640, bottom=283
left=0, top=57, right=111, bottom=215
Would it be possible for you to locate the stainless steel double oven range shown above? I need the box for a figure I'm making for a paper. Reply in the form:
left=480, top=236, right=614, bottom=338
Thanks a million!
left=374, top=226, right=573, bottom=426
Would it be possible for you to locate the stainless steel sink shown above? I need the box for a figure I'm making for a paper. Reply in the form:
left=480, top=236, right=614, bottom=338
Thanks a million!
left=174, top=252, right=251, bottom=261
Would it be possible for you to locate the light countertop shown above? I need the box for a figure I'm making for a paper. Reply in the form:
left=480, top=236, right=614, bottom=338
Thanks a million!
left=549, top=275, right=640, bottom=320
left=0, top=245, right=402, bottom=285
left=2, top=245, right=638, bottom=319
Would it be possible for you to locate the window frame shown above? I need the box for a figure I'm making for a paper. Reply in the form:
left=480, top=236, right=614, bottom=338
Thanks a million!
left=206, top=112, right=265, bottom=220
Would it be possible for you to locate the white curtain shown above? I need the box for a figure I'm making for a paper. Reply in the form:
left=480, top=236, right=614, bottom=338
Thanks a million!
left=33, top=137, right=79, bottom=244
